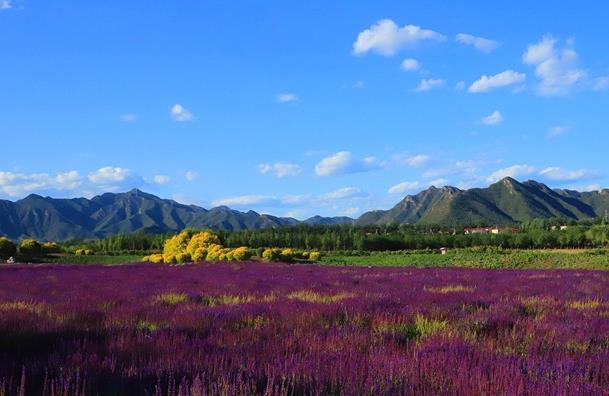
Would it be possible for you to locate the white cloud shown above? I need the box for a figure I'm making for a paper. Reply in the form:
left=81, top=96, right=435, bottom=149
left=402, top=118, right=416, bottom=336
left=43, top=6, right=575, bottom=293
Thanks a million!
left=468, top=70, right=526, bottom=93
left=172, top=194, right=202, bottom=206
left=582, top=184, right=602, bottom=192
left=277, top=93, right=298, bottom=103
left=352, top=80, right=365, bottom=89
left=486, top=165, right=536, bottom=183
left=414, top=78, right=445, bottom=92
left=55, top=171, right=82, bottom=190
left=0, top=167, right=152, bottom=198
left=352, top=19, right=445, bottom=56
left=315, top=151, right=382, bottom=176
left=184, top=171, right=198, bottom=182
left=212, top=195, right=278, bottom=207
left=400, top=58, right=421, bottom=71
left=393, top=154, right=430, bottom=167
left=281, top=194, right=311, bottom=205
left=258, top=163, right=302, bottom=178
left=428, top=178, right=449, bottom=187
left=539, top=167, right=592, bottom=182
left=340, top=207, right=360, bottom=217
left=522, top=36, right=586, bottom=96
left=120, top=114, right=137, bottom=122
left=321, top=187, right=365, bottom=201
left=593, top=76, right=609, bottom=91
left=423, top=160, right=483, bottom=179
left=0, top=170, right=83, bottom=197
left=546, top=125, right=568, bottom=139
left=481, top=110, right=503, bottom=125
left=455, top=33, right=499, bottom=53
left=388, top=181, right=420, bottom=194
left=0, top=0, right=12, bottom=10
left=170, top=104, right=194, bottom=122
left=153, top=175, right=170, bottom=185
left=88, top=167, right=132, bottom=184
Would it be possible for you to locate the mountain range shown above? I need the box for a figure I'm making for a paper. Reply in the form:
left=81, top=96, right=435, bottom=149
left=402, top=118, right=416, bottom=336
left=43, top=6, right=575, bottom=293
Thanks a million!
left=356, top=177, right=609, bottom=226
left=0, top=177, right=608, bottom=241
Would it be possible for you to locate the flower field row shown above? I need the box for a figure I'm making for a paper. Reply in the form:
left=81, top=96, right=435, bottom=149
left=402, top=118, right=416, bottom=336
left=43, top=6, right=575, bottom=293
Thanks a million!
left=0, top=263, right=608, bottom=395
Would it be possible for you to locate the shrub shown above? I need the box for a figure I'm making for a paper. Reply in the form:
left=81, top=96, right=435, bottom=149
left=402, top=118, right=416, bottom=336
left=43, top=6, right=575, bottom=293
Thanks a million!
left=0, top=237, right=17, bottom=259
left=75, top=248, right=85, bottom=256
left=41, top=242, right=61, bottom=254
left=206, top=245, right=223, bottom=262
left=262, top=248, right=279, bottom=262
left=280, top=248, right=297, bottom=261
left=19, top=239, right=42, bottom=255
left=162, top=231, right=194, bottom=264
left=192, top=247, right=208, bottom=262
left=309, top=251, right=321, bottom=261
left=186, top=231, right=221, bottom=257
left=84, top=249, right=94, bottom=256
left=142, top=253, right=164, bottom=263
left=231, top=247, right=251, bottom=261
left=175, top=252, right=192, bottom=264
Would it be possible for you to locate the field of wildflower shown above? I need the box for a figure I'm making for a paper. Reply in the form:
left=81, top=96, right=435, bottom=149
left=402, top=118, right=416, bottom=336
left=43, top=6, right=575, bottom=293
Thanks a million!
left=1, top=262, right=609, bottom=395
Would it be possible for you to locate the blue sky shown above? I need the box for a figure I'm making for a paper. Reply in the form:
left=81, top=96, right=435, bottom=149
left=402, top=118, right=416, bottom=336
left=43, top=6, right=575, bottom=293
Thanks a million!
left=1, top=1, right=608, bottom=219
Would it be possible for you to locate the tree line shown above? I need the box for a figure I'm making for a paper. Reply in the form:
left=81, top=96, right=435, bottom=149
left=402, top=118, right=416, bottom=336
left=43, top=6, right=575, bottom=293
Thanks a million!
left=3, top=218, right=609, bottom=259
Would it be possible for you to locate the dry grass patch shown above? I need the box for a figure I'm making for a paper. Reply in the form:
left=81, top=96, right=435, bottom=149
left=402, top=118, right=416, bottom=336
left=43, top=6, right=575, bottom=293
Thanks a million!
left=425, top=285, right=475, bottom=294
left=566, top=299, right=603, bottom=311
left=201, top=293, right=276, bottom=307
left=155, top=293, right=190, bottom=306
left=287, top=291, right=355, bottom=304
left=0, top=301, right=47, bottom=315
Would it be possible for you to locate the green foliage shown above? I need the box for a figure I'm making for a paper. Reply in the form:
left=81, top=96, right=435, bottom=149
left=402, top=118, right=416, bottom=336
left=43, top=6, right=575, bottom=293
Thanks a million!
left=19, top=239, right=42, bottom=255
left=321, top=249, right=609, bottom=270
left=44, top=255, right=142, bottom=264
left=221, top=223, right=609, bottom=252
left=41, top=242, right=61, bottom=254
left=0, top=237, right=17, bottom=259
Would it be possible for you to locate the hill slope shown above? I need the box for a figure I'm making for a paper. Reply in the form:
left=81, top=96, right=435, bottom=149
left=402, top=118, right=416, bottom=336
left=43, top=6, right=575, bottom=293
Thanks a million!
left=2, top=178, right=608, bottom=240
left=0, top=189, right=306, bottom=240
left=357, top=178, right=608, bottom=226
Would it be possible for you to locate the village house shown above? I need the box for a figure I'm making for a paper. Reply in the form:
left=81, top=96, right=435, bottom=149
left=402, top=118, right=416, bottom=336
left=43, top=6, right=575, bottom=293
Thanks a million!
left=464, top=227, right=501, bottom=235
left=464, top=226, right=519, bottom=235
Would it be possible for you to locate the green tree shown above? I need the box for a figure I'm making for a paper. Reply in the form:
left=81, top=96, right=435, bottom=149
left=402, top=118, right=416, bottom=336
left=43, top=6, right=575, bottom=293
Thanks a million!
left=0, top=237, right=17, bottom=259
left=19, top=239, right=42, bottom=255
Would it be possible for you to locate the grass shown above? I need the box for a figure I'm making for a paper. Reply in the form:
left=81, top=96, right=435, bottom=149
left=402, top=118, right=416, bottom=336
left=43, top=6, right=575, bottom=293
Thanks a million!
left=375, top=315, right=449, bottom=340
left=321, top=249, right=609, bottom=270
left=8, top=248, right=609, bottom=270
left=40, top=254, right=143, bottom=265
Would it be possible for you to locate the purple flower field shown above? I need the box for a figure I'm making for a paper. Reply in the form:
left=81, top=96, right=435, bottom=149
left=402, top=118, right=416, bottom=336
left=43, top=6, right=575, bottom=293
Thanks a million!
left=1, top=263, right=609, bottom=395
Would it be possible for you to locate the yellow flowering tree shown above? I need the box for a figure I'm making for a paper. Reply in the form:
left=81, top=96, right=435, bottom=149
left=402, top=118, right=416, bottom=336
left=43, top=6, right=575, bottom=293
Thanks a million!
left=162, top=230, right=195, bottom=264
left=231, top=247, right=251, bottom=261
left=186, top=231, right=221, bottom=262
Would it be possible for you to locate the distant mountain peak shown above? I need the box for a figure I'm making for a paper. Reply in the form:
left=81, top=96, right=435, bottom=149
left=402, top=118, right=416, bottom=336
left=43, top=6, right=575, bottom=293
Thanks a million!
left=357, top=178, right=606, bottom=227
left=0, top=180, right=608, bottom=240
